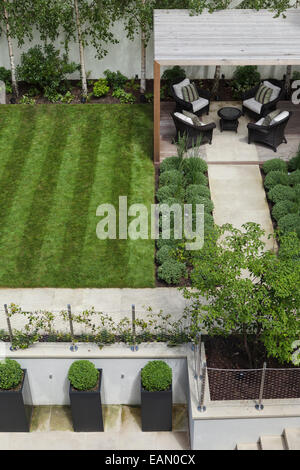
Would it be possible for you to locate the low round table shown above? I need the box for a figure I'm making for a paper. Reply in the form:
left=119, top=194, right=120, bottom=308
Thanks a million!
left=217, top=107, right=242, bottom=133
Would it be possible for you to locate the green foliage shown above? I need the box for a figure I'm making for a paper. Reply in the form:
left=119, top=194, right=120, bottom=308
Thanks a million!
left=160, top=156, right=180, bottom=173
left=186, top=184, right=211, bottom=201
left=156, top=245, right=173, bottom=264
left=264, top=170, right=289, bottom=190
left=156, top=237, right=178, bottom=250
left=184, top=171, right=208, bottom=187
left=156, top=185, right=184, bottom=202
left=288, top=153, right=300, bottom=171
left=104, top=70, right=128, bottom=90
left=162, top=65, right=186, bottom=84
left=0, top=359, right=23, bottom=390
left=112, top=87, right=135, bottom=104
left=272, top=200, right=298, bottom=222
left=232, top=66, right=261, bottom=98
left=19, top=95, right=36, bottom=105
left=0, top=66, right=12, bottom=92
left=187, top=195, right=214, bottom=214
left=262, top=158, right=287, bottom=174
left=68, top=360, right=99, bottom=391
left=16, top=44, right=79, bottom=96
left=268, top=184, right=296, bottom=203
left=182, top=157, right=208, bottom=175
left=289, top=169, right=300, bottom=186
left=141, top=360, right=172, bottom=392
left=184, top=223, right=300, bottom=365
left=60, top=91, right=75, bottom=104
left=93, top=78, right=109, bottom=97
left=159, top=169, right=183, bottom=187
left=158, top=259, right=187, bottom=285
left=278, top=213, right=300, bottom=237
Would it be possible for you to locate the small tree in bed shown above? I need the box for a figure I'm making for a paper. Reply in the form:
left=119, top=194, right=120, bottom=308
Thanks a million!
left=183, top=223, right=300, bottom=367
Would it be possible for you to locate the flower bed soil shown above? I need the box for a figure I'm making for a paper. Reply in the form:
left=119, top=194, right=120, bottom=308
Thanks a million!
left=204, top=336, right=300, bottom=401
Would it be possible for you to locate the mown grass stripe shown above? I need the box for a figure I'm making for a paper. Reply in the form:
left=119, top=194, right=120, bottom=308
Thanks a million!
left=0, top=107, right=57, bottom=286
left=16, top=106, right=72, bottom=283
left=0, top=107, right=23, bottom=176
left=57, top=106, right=104, bottom=286
left=78, top=105, right=134, bottom=287
left=0, top=106, right=38, bottom=236
left=34, top=107, right=90, bottom=286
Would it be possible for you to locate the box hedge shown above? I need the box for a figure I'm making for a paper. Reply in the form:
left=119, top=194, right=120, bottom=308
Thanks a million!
left=0, top=359, right=23, bottom=390
left=264, top=170, right=289, bottom=190
left=157, top=259, right=187, bottom=285
left=141, top=360, right=172, bottom=392
left=185, top=184, right=211, bottom=201
left=160, top=156, right=180, bottom=173
left=262, top=158, right=287, bottom=174
left=272, top=200, right=299, bottom=223
left=68, top=360, right=99, bottom=391
left=278, top=213, right=300, bottom=237
left=159, top=169, right=183, bottom=187
left=268, top=184, right=296, bottom=203
left=289, top=169, right=300, bottom=186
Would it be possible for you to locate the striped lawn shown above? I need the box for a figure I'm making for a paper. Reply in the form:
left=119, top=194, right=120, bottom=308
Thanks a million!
left=0, top=104, right=155, bottom=288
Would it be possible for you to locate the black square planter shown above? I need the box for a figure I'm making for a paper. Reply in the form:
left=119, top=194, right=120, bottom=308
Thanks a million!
left=69, top=368, right=104, bottom=432
left=0, top=369, right=33, bottom=432
left=141, top=380, right=172, bottom=432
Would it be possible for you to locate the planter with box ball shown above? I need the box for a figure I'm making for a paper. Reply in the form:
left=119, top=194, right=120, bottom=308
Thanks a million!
left=0, top=359, right=33, bottom=432
left=141, top=360, right=172, bottom=432
left=68, top=360, right=104, bottom=432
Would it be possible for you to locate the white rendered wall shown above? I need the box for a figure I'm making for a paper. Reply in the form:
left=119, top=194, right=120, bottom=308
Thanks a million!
left=1, top=22, right=299, bottom=80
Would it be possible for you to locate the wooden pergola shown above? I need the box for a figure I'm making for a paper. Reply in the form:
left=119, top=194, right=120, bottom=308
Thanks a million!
left=153, top=8, right=300, bottom=163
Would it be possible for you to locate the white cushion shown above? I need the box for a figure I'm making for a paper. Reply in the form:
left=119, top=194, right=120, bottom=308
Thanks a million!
left=174, top=112, right=193, bottom=125
left=243, top=97, right=262, bottom=114
left=192, top=97, right=209, bottom=112
left=263, top=81, right=281, bottom=101
left=173, top=79, right=190, bottom=100
left=255, top=118, right=265, bottom=126
left=270, top=110, right=289, bottom=125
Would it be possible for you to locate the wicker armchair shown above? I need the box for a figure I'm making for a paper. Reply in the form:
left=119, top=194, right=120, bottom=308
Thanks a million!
left=171, top=113, right=216, bottom=149
left=242, top=79, right=284, bottom=120
left=171, top=80, right=211, bottom=116
left=247, top=111, right=291, bottom=152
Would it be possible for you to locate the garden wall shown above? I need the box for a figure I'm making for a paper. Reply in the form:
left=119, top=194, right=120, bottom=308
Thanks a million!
left=5, top=343, right=189, bottom=406
left=0, top=22, right=299, bottom=80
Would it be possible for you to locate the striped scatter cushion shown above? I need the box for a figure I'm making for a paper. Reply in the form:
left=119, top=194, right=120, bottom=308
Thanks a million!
left=182, top=83, right=199, bottom=102
left=262, top=109, right=281, bottom=126
left=255, top=84, right=273, bottom=104
left=183, top=110, right=203, bottom=127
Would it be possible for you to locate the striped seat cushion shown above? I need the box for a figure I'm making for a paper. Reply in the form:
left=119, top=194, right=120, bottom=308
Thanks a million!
left=183, top=110, right=204, bottom=127
left=262, top=109, right=281, bottom=126
left=255, top=84, right=273, bottom=104
left=182, top=83, right=199, bottom=103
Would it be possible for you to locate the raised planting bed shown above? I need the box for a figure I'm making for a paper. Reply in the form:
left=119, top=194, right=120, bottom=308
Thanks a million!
left=204, top=336, right=300, bottom=401
left=155, top=155, right=216, bottom=286
left=261, top=156, right=300, bottom=244
left=141, top=360, right=172, bottom=431
left=0, top=360, right=33, bottom=432
left=68, top=361, right=104, bottom=432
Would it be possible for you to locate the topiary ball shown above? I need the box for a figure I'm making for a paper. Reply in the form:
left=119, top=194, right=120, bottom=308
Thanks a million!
left=160, top=156, right=180, bottom=173
left=278, top=213, right=300, bottom=237
left=288, top=154, right=300, bottom=172
left=141, top=360, right=172, bottom=392
left=182, top=157, right=208, bottom=174
left=272, top=200, right=298, bottom=222
left=268, top=184, right=296, bottom=203
left=185, top=184, right=211, bottom=201
left=156, top=185, right=184, bottom=203
left=159, top=169, right=183, bottom=187
left=262, top=158, right=287, bottom=174
left=156, top=237, right=178, bottom=250
left=157, top=259, right=187, bottom=285
left=264, top=170, right=289, bottom=190
left=184, top=171, right=208, bottom=187
left=288, top=169, right=300, bottom=186
left=0, top=359, right=23, bottom=390
left=156, top=245, right=173, bottom=265
left=68, top=360, right=99, bottom=391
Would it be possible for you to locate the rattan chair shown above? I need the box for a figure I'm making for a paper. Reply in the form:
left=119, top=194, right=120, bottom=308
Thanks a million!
left=247, top=111, right=291, bottom=152
left=171, top=80, right=211, bottom=117
left=171, top=113, right=216, bottom=149
left=242, top=79, right=284, bottom=120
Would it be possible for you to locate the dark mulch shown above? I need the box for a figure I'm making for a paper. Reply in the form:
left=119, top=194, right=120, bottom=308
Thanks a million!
left=204, top=336, right=300, bottom=401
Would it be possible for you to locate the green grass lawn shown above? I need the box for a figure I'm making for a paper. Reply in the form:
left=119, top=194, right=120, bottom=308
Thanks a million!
left=0, top=104, right=155, bottom=288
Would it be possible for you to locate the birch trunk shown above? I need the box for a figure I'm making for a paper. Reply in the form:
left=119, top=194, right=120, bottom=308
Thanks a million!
left=74, top=0, right=87, bottom=97
left=285, top=65, right=292, bottom=97
left=212, top=65, right=221, bottom=97
left=140, top=0, right=146, bottom=94
left=3, top=1, right=18, bottom=97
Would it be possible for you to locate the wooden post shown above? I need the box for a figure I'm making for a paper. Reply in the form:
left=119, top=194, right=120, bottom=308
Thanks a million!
left=154, top=61, right=161, bottom=164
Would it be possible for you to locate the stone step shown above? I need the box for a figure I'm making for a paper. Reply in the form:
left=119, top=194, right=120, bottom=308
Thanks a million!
left=236, top=442, right=260, bottom=450
left=283, top=428, right=300, bottom=450
left=259, top=435, right=286, bottom=450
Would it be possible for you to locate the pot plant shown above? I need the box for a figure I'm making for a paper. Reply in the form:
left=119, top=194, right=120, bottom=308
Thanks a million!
left=141, top=360, right=172, bottom=432
left=0, top=359, right=33, bottom=432
left=68, top=360, right=104, bottom=432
